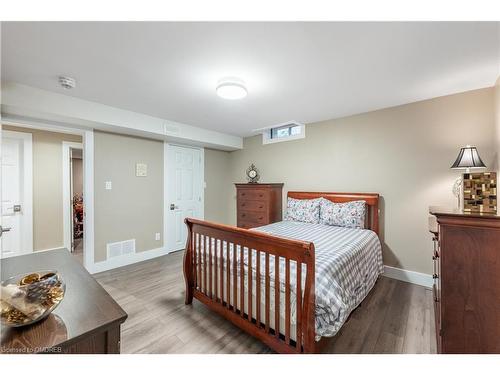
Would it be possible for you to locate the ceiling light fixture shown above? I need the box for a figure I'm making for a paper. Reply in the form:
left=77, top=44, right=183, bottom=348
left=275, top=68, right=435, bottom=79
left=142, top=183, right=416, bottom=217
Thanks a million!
left=216, top=77, right=247, bottom=100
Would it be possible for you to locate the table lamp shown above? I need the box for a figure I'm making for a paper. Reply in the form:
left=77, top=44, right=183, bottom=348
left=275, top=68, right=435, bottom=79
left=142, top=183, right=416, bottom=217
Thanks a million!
left=450, top=145, right=486, bottom=209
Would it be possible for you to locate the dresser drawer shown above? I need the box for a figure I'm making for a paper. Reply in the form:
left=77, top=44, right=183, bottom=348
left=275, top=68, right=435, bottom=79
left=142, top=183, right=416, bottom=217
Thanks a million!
left=237, top=189, right=268, bottom=201
left=238, top=200, right=267, bottom=212
left=238, top=220, right=262, bottom=229
left=239, top=211, right=267, bottom=224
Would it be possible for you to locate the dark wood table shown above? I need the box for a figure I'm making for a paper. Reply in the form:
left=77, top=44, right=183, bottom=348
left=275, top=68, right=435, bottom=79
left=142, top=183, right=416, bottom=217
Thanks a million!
left=1, top=249, right=127, bottom=354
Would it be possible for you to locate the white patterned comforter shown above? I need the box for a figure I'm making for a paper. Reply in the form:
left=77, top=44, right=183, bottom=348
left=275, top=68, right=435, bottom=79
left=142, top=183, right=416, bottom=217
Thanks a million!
left=252, top=220, right=384, bottom=339
left=197, top=220, right=383, bottom=340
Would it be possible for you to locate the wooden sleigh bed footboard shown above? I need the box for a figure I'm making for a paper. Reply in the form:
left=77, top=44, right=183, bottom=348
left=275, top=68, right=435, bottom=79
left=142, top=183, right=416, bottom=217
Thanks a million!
left=183, top=191, right=380, bottom=354
left=183, top=218, right=317, bottom=353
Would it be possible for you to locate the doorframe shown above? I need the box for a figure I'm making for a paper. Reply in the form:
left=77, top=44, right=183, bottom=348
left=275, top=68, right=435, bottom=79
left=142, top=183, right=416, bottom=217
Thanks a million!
left=2, top=118, right=94, bottom=272
left=1, top=130, right=33, bottom=255
left=163, top=143, right=205, bottom=254
left=62, top=141, right=83, bottom=252
left=82, top=131, right=95, bottom=271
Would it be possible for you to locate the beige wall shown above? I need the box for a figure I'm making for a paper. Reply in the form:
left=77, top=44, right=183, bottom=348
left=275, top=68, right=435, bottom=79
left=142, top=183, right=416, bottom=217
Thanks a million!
left=226, top=87, right=496, bottom=274
left=5, top=86, right=496, bottom=274
left=94, top=131, right=164, bottom=262
left=2, top=125, right=82, bottom=251
left=204, top=149, right=232, bottom=224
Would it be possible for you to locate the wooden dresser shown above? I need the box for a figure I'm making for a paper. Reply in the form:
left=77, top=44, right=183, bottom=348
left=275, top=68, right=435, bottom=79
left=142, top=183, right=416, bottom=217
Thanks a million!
left=429, top=207, right=500, bottom=353
left=1, top=249, right=127, bottom=354
left=235, top=183, right=284, bottom=229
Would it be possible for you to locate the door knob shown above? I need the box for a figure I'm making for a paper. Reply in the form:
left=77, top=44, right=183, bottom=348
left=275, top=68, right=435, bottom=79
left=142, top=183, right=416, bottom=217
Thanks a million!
left=0, top=226, right=12, bottom=237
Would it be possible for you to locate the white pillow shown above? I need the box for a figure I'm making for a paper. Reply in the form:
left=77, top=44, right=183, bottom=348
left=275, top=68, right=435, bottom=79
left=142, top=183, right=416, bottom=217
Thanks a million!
left=319, top=199, right=366, bottom=229
left=285, top=198, right=321, bottom=224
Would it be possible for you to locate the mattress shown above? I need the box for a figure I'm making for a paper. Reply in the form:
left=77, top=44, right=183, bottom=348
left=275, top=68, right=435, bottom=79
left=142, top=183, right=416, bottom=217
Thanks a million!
left=197, top=220, right=383, bottom=341
left=253, top=220, right=384, bottom=339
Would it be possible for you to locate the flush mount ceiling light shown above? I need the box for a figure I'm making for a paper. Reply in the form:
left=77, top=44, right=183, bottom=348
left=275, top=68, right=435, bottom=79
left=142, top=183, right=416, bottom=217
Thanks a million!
left=216, top=77, right=247, bottom=100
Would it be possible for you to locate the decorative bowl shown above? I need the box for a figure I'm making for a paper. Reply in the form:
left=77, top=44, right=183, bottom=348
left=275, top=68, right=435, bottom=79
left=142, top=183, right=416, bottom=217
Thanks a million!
left=0, top=271, right=66, bottom=328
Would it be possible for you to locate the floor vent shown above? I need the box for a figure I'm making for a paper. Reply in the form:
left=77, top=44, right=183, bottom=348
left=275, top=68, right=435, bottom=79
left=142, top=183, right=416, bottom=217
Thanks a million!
left=107, top=239, right=136, bottom=258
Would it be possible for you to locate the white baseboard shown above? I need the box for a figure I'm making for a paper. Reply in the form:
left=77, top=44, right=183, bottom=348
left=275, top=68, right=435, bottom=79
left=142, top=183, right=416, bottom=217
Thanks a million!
left=89, top=246, right=170, bottom=274
left=383, top=265, right=433, bottom=289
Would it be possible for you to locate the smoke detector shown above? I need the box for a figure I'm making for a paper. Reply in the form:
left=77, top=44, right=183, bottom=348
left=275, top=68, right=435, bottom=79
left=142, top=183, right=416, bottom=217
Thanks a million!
left=59, top=76, right=76, bottom=89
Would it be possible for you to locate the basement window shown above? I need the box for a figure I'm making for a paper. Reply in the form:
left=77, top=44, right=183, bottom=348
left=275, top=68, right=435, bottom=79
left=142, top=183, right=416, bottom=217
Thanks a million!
left=262, top=122, right=306, bottom=144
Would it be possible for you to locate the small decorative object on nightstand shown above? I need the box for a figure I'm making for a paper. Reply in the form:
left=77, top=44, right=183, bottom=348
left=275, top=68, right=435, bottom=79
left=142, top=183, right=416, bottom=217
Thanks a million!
left=462, top=172, right=497, bottom=213
left=450, top=145, right=487, bottom=209
left=246, top=164, right=260, bottom=184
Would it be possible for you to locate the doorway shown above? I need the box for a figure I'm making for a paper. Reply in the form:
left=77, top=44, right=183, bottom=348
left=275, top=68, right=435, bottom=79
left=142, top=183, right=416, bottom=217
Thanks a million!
left=164, top=144, right=204, bottom=253
left=0, top=130, right=33, bottom=258
left=63, top=142, right=84, bottom=263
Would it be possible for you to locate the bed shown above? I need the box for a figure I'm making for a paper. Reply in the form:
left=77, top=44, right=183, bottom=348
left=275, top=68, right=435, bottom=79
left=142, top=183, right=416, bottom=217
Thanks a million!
left=183, top=191, right=383, bottom=353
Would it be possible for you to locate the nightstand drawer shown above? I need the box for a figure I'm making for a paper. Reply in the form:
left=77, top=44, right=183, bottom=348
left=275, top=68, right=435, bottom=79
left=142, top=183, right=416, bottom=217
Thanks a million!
left=238, top=200, right=267, bottom=212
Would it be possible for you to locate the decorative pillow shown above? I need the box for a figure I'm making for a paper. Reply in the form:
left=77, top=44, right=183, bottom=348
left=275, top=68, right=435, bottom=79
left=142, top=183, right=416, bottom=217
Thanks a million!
left=319, top=199, right=366, bottom=229
left=285, top=198, right=321, bottom=224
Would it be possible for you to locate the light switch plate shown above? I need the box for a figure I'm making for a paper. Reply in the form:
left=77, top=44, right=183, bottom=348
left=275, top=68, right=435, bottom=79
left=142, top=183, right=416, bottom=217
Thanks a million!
left=105, top=181, right=112, bottom=190
left=155, top=232, right=161, bottom=241
left=136, top=163, right=148, bottom=177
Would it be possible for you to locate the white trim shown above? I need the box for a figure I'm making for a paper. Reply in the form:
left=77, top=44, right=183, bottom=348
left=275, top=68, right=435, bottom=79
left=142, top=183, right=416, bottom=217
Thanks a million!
left=62, top=141, right=83, bottom=252
left=163, top=143, right=168, bottom=254
left=90, top=246, right=168, bottom=274
left=1, top=130, right=33, bottom=255
left=383, top=265, right=433, bottom=288
left=200, top=147, right=205, bottom=220
left=253, top=120, right=305, bottom=133
left=164, top=143, right=205, bottom=254
left=83, top=131, right=95, bottom=272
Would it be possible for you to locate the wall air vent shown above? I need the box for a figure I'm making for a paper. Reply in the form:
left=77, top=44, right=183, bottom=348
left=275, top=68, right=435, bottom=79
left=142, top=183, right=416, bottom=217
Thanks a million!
left=163, top=123, right=180, bottom=134
left=106, top=239, right=136, bottom=258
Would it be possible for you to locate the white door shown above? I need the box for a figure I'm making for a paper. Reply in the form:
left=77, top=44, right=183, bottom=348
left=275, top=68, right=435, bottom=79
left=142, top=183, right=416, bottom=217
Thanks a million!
left=1, top=130, right=33, bottom=258
left=165, top=144, right=204, bottom=252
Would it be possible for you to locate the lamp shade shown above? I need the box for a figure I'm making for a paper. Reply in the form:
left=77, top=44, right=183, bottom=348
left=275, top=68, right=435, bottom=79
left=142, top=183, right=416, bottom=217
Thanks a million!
left=450, top=145, right=486, bottom=169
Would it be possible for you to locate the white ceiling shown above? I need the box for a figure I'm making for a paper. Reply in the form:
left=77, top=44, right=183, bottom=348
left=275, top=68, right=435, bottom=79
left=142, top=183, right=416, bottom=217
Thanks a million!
left=1, top=22, right=499, bottom=137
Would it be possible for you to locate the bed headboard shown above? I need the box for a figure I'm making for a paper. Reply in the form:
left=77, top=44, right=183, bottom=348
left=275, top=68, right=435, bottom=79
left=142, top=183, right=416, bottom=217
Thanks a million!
left=287, top=191, right=380, bottom=235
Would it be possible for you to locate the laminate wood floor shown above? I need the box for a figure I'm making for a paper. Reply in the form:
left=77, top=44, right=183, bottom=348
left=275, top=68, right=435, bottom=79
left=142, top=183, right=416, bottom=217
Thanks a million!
left=94, top=250, right=436, bottom=354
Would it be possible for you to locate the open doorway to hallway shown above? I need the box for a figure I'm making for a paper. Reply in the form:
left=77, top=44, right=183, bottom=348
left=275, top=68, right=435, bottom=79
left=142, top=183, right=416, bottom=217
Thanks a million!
left=1, top=123, right=86, bottom=265
left=65, top=144, right=84, bottom=263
